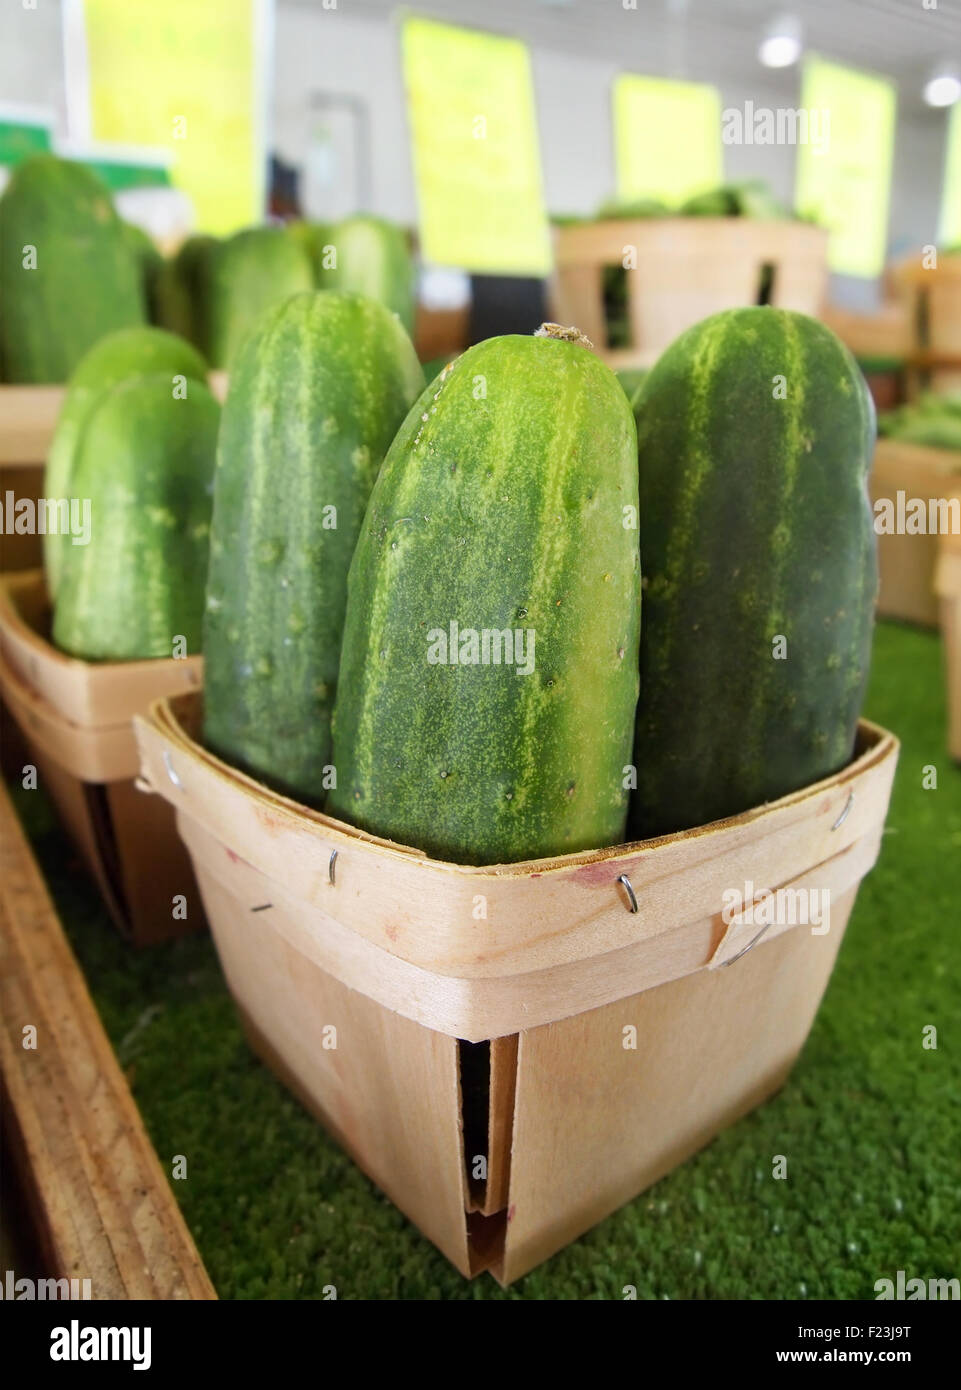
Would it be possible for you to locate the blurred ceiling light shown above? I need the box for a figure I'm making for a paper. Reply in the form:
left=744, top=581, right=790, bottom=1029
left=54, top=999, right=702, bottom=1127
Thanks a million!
left=923, top=70, right=961, bottom=107
left=758, top=16, right=802, bottom=69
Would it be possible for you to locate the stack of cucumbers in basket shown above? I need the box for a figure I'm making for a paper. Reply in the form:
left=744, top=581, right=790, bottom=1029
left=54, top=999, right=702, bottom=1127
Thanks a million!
left=5, top=154, right=878, bottom=864
left=204, top=299, right=877, bottom=861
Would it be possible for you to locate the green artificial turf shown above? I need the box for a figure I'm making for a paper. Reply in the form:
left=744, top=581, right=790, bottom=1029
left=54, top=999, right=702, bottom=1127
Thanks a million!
left=7, top=620, right=960, bottom=1300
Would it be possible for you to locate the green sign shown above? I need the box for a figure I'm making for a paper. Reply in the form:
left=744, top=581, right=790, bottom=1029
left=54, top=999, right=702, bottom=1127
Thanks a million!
left=795, top=57, right=896, bottom=278
left=613, top=74, right=722, bottom=207
left=402, top=16, right=551, bottom=275
left=76, top=154, right=171, bottom=192
left=0, top=108, right=53, bottom=167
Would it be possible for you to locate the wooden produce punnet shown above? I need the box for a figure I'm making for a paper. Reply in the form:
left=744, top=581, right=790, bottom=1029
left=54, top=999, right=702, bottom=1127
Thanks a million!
left=0, top=571, right=204, bottom=944
left=890, top=250, right=961, bottom=397
left=869, top=440, right=961, bottom=628
left=136, top=695, right=898, bottom=1283
left=550, top=218, right=828, bottom=369
left=133, top=310, right=899, bottom=1282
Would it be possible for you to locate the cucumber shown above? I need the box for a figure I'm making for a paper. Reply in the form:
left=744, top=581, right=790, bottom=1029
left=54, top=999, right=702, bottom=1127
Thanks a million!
left=328, top=325, right=641, bottom=864
left=629, top=306, right=877, bottom=837
left=206, top=226, right=313, bottom=368
left=44, top=326, right=208, bottom=599
left=0, top=154, right=144, bottom=382
left=52, top=376, right=219, bottom=660
left=331, top=215, right=415, bottom=335
left=202, top=291, right=424, bottom=802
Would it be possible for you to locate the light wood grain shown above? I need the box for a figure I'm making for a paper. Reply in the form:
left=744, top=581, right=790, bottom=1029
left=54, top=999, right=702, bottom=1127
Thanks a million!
left=0, top=780, right=215, bottom=1298
left=0, top=573, right=204, bottom=944
left=870, top=439, right=961, bottom=628
left=498, top=891, right=855, bottom=1284
left=550, top=219, right=828, bottom=368
left=0, top=571, right=202, bottom=727
left=136, top=693, right=897, bottom=983
left=174, top=809, right=884, bottom=1041
left=198, top=870, right=472, bottom=1277
left=0, top=385, right=64, bottom=465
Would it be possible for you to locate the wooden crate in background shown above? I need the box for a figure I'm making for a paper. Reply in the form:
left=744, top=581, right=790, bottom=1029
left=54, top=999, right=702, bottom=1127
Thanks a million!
left=890, top=252, right=961, bottom=397
left=870, top=439, right=961, bottom=628
left=550, top=218, right=829, bottom=369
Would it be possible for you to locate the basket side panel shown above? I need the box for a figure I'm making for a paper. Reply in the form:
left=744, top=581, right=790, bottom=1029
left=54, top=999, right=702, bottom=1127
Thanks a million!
left=195, top=865, right=473, bottom=1277
left=105, top=780, right=206, bottom=945
left=499, top=894, right=855, bottom=1285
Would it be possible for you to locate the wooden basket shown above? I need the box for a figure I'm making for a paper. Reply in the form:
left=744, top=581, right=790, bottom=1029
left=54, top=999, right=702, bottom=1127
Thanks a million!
left=0, top=385, right=65, bottom=572
left=550, top=219, right=828, bottom=369
left=0, top=571, right=204, bottom=945
left=936, top=525, right=961, bottom=762
left=870, top=439, right=961, bottom=627
left=890, top=252, right=961, bottom=396
left=134, top=693, right=898, bottom=1283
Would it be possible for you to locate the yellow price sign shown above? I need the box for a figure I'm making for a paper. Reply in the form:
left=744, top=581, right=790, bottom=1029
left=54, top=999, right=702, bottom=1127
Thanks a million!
left=613, top=74, right=722, bottom=208
left=402, top=16, right=551, bottom=275
left=82, top=0, right=267, bottom=235
left=795, top=57, right=896, bottom=278
left=939, top=102, right=961, bottom=248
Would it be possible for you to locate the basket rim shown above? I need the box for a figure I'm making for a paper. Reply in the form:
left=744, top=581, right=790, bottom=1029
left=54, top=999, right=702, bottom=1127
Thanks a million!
left=139, top=688, right=899, bottom=879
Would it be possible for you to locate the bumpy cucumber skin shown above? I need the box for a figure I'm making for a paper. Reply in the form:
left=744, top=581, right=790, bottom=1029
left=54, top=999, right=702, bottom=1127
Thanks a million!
left=202, top=292, right=425, bottom=803
left=44, top=327, right=208, bottom=599
left=328, top=334, right=641, bottom=866
left=52, top=376, right=219, bottom=661
left=0, top=154, right=144, bottom=383
left=205, top=227, right=313, bottom=368
left=629, top=306, right=877, bottom=838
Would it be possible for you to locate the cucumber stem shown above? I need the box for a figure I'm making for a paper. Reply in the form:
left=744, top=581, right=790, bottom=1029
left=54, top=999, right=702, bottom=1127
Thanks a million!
left=534, top=322, right=594, bottom=349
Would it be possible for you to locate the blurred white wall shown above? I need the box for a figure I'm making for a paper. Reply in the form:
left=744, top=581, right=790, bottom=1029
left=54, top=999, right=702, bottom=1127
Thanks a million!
left=0, top=0, right=949, bottom=310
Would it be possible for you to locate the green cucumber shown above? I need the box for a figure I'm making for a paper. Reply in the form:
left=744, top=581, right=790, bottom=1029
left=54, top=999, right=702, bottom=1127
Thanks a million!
left=331, top=215, right=415, bottom=335
left=0, top=154, right=144, bottom=382
left=202, top=291, right=424, bottom=802
left=44, top=326, right=208, bottom=599
left=120, top=221, right=163, bottom=320
left=52, top=376, right=219, bottom=660
left=328, top=325, right=641, bottom=864
left=629, top=306, right=877, bottom=837
left=206, top=226, right=313, bottom=368
left=154, top=234, right=218, bottom=350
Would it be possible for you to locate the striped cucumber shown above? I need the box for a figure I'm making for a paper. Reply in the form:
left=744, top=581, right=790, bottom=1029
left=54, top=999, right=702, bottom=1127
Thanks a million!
left=52, top=376, right=219, bottom=660
left=202, top=291, right=424, bottom=802
left=44, top=326, right=208, bottom=599
left=629, top=306, right=877, bottom=837
left=328, top=326, right=641, bottom=864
